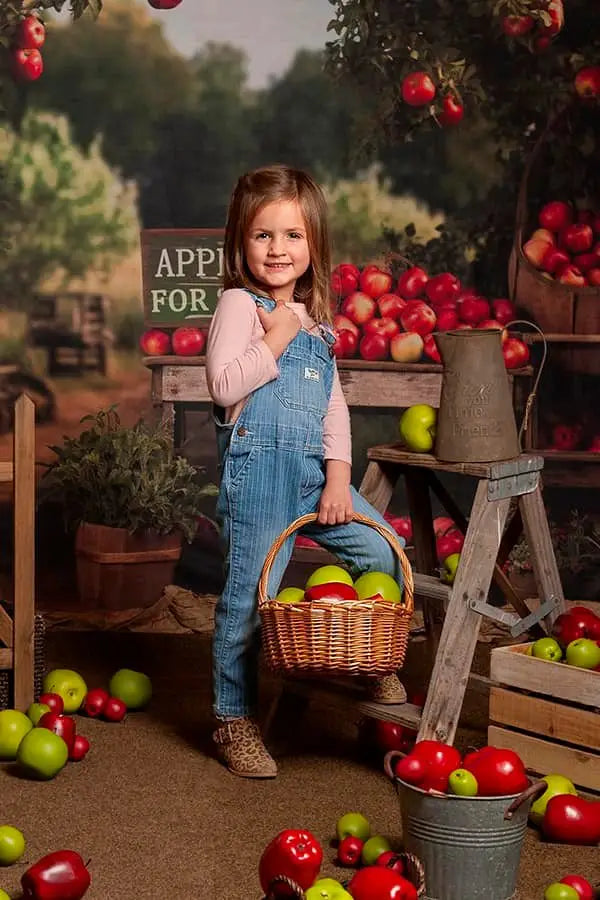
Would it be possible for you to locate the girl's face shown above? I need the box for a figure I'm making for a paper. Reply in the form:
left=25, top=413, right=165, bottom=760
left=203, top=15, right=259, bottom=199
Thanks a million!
left=244, top=199, right=311, bottom=302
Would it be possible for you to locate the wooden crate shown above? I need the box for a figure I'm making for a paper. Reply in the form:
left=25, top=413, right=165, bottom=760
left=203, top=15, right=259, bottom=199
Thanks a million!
left=489, top=643, right=600, bottom=793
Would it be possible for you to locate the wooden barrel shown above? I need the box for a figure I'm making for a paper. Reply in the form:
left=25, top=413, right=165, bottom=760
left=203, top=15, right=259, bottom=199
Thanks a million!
left=75, top=522, right=182, bottom=611
left=509, top=110, right=600, bottom=376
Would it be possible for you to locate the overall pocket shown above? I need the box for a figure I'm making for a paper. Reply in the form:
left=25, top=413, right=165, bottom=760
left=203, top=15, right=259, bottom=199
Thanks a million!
left=274, top=348, right=329, bottom=415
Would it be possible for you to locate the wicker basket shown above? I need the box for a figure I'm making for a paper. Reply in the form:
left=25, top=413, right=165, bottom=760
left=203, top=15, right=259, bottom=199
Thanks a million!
left=508, top=108, right=600, bottom=375
left=0, top=613, right=47, bottom=710
left=258, top=512, right=414, bottom=678
left=261, top=852, right=426, bottom=898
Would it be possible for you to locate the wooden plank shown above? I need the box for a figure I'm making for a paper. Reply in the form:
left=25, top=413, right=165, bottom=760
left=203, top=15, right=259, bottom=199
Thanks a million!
left=488, top=725, right=600, bottom=793
left=490, top=644, right=600, bottom=707
left=12, top=394, right=35, bottom=710
left=489, top=687, right=600, bottom=751
left=521, top=487, right=567, bottom=625
left=0, top=604, right=13, bottom=648
left=0, top=462, right=14, bottom=483
left=358, top=461, right=399, bottom=513
left=418, top=481, right=511, bottom=744
left=284, top=678, right=423, bottom=729
left=405, top=468, right=439, bottom=648
left=0, top=647, right=13, bottom=668
left=525, top=333, right=600, bottom=344
left=365, top=445, right=543, bottom=479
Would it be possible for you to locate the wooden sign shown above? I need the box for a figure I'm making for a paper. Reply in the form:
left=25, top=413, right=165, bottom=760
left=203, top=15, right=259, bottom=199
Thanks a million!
left=140, top=228, right=225, bottom=326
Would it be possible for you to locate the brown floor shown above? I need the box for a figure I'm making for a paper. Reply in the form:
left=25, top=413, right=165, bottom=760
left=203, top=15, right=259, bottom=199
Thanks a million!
left=1, top=629, right=598, bottom=900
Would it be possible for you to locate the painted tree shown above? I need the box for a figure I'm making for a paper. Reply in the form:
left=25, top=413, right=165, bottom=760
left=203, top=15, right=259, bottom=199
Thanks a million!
left=325, top=0, right=600, bottom=292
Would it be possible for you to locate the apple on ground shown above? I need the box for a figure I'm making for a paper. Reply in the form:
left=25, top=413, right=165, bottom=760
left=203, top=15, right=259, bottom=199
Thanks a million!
left=348, top=866, right=418, bottom=900
left=306, top=565, right=353, bottom=589
left=559, top=874, right=595, bottom=900
left=42, top=669, right=88, bottom=714
left=336, top=835, right=363, bottom=867
left=361, top=835, right=391, bottom=866
left=82, top=688, right=109, bottom=718
left=354, top=571, right=401, bottom=604
left=103, top=698, right=127, bottom=722
left=109, top=669, right=152, bottom=710
left=38, top=692, right=64, bottom=714
left=390, top=331, right=424, bottom=363
left=336, top=811, right=370, bottom=842
left=0, top=824, right=26, bottom=865
left=359, top=332, right=389, bottom=361
left=38, top=712, right=76, bottom=754
left=69, top=735, right=91, bottom=762
left=0, top=709, right=33, bottom=760
left=399, top=404, right=437, bottom=453
left=139, top=328, right=171, bottom=356
left=171, top=326, right=205, bottom=356
left=542, top=794, right=600, bottom=845
left=529, top=773, right=577, bottom=827
left=305, top=878, right=352, bottom=900
left=544, top=884, right=580, bottom=900
left=26, top=702, right=51, bottom=726
left=21, top=850, right=91, bottom=900
left=397, top=266, right=428, bottom=298
left=16, top=727, right=69, bottom=780
left=375, top=851, right=406, bottom=874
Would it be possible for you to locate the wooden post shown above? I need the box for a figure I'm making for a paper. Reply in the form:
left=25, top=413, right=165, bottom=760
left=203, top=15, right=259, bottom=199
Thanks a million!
left=13, top=395, right=35, bottom=710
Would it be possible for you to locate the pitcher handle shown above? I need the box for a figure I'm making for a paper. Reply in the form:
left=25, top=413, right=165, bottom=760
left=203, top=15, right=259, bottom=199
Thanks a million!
left=505, top=319, right=548, bottom=448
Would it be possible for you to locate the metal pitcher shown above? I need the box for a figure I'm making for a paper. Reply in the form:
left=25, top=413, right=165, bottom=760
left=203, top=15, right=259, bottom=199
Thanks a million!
left=435, top=329, right=521, bottom=463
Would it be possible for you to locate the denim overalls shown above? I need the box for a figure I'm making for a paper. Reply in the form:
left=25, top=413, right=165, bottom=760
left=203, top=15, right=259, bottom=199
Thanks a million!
left=213, top=292, right=404, bottom=719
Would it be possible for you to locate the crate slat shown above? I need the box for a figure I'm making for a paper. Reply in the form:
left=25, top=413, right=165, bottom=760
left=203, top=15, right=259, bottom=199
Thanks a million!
left=490, top=687, right=600, bottom=751
left=490, top=643, right=600, bottom=708
left=488, top=725, right=600, bottom=793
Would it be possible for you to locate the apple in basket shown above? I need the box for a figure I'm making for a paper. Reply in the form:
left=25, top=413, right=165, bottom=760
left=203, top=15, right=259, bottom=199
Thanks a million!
left=304, top=582, right=359, bottom=602
left=354, top=571, right=402, bottom=604
left=305, top=565, right=354, bottom=589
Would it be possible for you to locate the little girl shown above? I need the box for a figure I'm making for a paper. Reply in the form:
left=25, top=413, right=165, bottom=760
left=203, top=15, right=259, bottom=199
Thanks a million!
left=206, top=164, right=408, bottom=779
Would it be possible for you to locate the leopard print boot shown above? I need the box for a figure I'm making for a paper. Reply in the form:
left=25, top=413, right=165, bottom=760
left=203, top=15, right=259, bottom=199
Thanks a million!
left=213, top=717, right=277, bottom=778
left=368, top=673, right=407, bottom=704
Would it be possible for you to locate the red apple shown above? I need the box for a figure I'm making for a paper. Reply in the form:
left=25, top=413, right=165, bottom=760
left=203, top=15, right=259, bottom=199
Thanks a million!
left=422, top=333, right=441, bottom=363
left=425, top=273, right=461, bottom=305
left=586, top=268, right=600, bottom=286
left=552, top=612, right=587, bottom=647
left=363, top=316, right=400, bottom=339
left=541, top=0, right=564, bottom=36
left=69, top=734, right=90, bottom=762
left=433, top=516, right=458, bottom=537
left=341, top=292, right=377, bottom=326
left=15, top=15, right=46, bottom=49
left=332, top=263, right=360, bottom=298
left=389, top=331, right=424, bottom=363
left=400, top=300, right=437, bottom=336
left=375, top=852, right=406, bottom=875
left=539, top=201, right=573, bottom=232
left=11, top=47, right=43, bottom=82
left=377, top=294, right=407, bottom=321
left=503, top=337, right=530, bottom=369
left=576, top=252, right=600, bottom=272
left=38, top=693, right=64, bottom=715
left=38, top=712, right=76, bottom=754
left=103, top=697, right=127, bottom=722
left=587, top=435, right=600, bottom=452
left=401, top=71, right=436, bottom=107
left=551, top=424, right=582, bottom=451
left=436, top=530, right=464, bottom=561
left=574, top=66, right=600, bottom=100
left=560, top=874, right=595, bottom=900
left=139, top=328, right=171, bottom=356
left=359, top=332, right=389, bottom=361
left=463, top=746, right=529, bottom=796
left=359, top=267, right=393, bottom=300
left=542, top=245, right=571, bottom=275
left=477, top=319, right=508, bottom=341
left=397, top=266, right=428, bottom=298
left=491, top=299, right=516, bottom=325
left=332, top=328, right=358, bottom=359
left=458, top=295, right=490, bottom=325
left=171, top=326, right=205, bottom=356
left=333, top=313, right=360, bottom=338
left=439, top=94, right=464, bottom=126
left=502, top=15, right=534, bottom=36
left=523, top=238, right=552, bottom=268
left=560, top=224, right=593, bottom=255
left=148, top=0, right=184, bottom=8
left=383, top=512, right=412, bottom=542
left=557, top=264, right=586, bottom=287
left=542, top=795, right=600, bottom=845
left=455, top=323, right=473, bottom=330
left=435, top=308, right=459, bottom=331
left=82, top=688, right=109, bottom=718
left=374, top=719, right=408, bottom=753
left=304, top=582, right=358, bottom=602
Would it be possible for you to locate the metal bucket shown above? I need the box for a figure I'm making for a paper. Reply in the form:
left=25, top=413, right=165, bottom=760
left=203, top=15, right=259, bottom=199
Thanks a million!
left=384, top=752, right=545, bottom=900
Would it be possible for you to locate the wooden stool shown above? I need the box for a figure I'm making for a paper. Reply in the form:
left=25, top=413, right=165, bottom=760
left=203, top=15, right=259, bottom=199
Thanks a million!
left=358, top=445, right=568, bottom=744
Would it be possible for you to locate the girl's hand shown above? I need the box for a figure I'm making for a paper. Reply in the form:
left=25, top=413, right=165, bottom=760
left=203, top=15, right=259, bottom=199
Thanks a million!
left=317, top=481, right=354, bottom=525
left=257, top=303, right=301, bottom=360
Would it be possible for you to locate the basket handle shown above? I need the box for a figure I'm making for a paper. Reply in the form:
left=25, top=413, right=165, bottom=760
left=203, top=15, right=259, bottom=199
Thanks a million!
left=257, top=512, right=414, bottom=615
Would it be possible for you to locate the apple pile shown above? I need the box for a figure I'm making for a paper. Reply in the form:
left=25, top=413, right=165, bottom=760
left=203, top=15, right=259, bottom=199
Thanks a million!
left=392, top=740, right=530, bottom=797
left=529, top=773, right=600, bottom=847
left=139, top=325, right=206, bottom=357
left=530, top=605, right=600, bottom=671
left=547, top=422, right=600, bottom=454
left=501, top=0, right=564, bottom=54
left=522, top=201, right=600, bottom=288
left=275, top=564, right=403, bottom=606
left=544, top=875, right=596, bottom=900
left=331, top=262, right=529, bottom=369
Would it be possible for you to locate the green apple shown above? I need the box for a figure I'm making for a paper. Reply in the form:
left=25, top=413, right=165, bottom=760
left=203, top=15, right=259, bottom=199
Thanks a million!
left=399, top=404, right=437, bottom=453
left=336, top=811, right=371, bottom=842
left=441, top=553, right=460, bottom=585
left=565, top=638, right=600, bottom=669
left=26, top=702, right=51, bottom=726
left=448, top=768, right=478, bottom=796
left=361, top=834, right=391, bottom=866
left=529, top=774, right=577, bottom=827
left=275, top=587, right=305, bottom=604
left=0, top=709, right=33, bottom=760
left=0, top=890, right=10, bottom=900
left=532, top=637, right=563, bottom=662
left=305, top=878, right=352, bottom=900
left=544, top=884, right=579, bottom=900
left=354, top=571, right=401, bottom=604
left=109, top=669, right=152, bottom=710
left=305, top=565, right=353, bottom=589
left=16, top=727, right=69, bottom=780
left=42, top=669, right=88, bottom=713
left=0, top=825, right=25, bottom=865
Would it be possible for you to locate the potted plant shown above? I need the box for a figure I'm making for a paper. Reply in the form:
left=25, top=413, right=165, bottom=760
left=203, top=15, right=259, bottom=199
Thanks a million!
left=42, top=406, right=217, bottom=611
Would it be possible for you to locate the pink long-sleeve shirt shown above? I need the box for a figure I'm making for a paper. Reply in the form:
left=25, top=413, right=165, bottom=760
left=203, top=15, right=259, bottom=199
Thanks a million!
left=206, top=288, right=352, bottom=465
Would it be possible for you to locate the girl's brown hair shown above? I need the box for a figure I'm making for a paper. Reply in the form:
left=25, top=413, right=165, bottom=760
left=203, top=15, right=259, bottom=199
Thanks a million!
left=223, top=164, right=333, bottom=324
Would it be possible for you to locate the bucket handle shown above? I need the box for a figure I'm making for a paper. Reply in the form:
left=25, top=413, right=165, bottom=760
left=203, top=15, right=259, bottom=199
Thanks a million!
left=505, top=318, right=548, bottom=449
left=263, top=876, right=306, bottom=899
left=504, top=779, right=548, bottom=820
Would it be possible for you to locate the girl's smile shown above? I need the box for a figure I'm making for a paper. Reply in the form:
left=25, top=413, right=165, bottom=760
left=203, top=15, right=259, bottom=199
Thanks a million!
left=244, top=199, right=311, bottom=302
